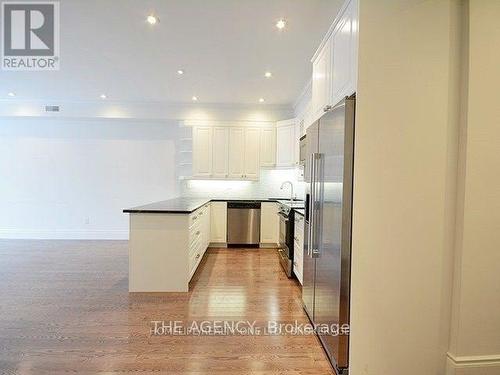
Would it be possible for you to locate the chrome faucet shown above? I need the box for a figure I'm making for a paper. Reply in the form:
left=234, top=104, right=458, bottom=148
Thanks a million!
left=280, top=181, right=295, bottom=203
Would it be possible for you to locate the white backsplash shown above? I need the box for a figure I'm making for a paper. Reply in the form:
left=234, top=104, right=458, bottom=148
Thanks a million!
left=180, top=169, right=306, bottom=200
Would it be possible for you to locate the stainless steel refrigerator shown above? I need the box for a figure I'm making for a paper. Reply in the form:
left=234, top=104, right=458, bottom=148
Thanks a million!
left=303, top=95, right=355, bottom=375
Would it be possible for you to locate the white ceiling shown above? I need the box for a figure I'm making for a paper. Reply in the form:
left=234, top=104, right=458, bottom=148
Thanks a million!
left=2, top=0, right=343, bottom=107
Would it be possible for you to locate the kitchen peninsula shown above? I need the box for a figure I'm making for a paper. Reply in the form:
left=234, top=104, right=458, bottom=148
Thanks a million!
left=124, top=197, right=302, bottom=292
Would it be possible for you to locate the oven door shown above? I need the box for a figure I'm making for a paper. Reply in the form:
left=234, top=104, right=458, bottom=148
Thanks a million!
left=277, top=211, right=292, bottom=278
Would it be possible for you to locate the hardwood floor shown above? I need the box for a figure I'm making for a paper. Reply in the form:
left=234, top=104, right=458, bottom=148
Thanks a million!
left=0, top=240, right=334, bottom=374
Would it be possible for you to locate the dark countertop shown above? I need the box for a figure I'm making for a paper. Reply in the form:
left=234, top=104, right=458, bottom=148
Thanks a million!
left=123, top=198, right=211, bottom=214
left=277, top=199, right=305, bottom=209
left=294, top=208, right=305, bottom=216
left=123, top=197, right=293, bottom=214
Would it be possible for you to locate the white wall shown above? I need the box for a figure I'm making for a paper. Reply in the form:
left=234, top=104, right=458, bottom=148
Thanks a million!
left=447, top=2, right=500, bottom=374
left=350, top=0, right=463, bottom=374
left=0, top=100, right=293, bottom=123
left=0, top=117, right=179, bottom=239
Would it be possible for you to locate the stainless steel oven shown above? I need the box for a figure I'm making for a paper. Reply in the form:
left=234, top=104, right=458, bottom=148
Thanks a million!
left=277, top=203, right=293, bottom=277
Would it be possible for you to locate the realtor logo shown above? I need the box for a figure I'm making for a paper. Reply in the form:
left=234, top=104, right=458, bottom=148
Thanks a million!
left=2, top=1, right=59, bottom=70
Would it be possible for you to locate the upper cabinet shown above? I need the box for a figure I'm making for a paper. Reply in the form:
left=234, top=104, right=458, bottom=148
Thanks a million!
left=312, top=40, right=332, bottom=121
left=192, top=127, right=213, bottom=177
left=260, top=128, right=276, bottom=167
left=276, top=119, right=296, bottom=167
left=192, top=126, right=266, bottom=180
left=310, top=0, right=358, bottom=122
left=331, top=0, right=358, bottom=103
left=212, top=127, right=229, bottom=178
left=227, top=127, right=245, bottom=178
left=243, top=128, right=261, bottom=179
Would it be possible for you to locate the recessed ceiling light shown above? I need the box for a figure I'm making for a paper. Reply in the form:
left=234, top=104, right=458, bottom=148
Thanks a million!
left=192, top=96, right=198, bottom=101
left=264, top=72, right=272, bottom=78
left=276, top=19, right=286, bottom=30
left=147, top=15, right=159, bottom=25
left=259, top=98, right=265, bottom=103
left=100, top=94, right=107, bottom=99
left=177, top=69, right=184, bottom=75
left=7, top=92, right=15, bottom=97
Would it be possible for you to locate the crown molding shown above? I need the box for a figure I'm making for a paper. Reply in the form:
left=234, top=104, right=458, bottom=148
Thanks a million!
left=310, top=0, right=352, bottom=62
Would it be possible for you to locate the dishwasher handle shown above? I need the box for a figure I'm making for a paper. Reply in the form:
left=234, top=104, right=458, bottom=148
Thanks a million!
left=227, top=201, right=261, bottom=209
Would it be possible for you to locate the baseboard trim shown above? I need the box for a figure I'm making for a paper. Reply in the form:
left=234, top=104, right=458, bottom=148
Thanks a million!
left=0, top=229, right=129, bottom=240
left=260, top=243, right=279, bottom=248
left=447, top=352, right=500, bottom=375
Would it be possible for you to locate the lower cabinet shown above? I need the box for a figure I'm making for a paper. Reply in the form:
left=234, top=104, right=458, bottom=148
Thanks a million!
left=260, top=202, right=279, bottom=245
left=210, top=201, right=227, bottom=243
left=293, top=213, right=305, bottom=284
left=188, top=203, right=211, bottom=280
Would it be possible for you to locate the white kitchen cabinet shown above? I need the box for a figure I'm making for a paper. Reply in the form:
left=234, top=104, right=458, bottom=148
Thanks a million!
left=191, top=125, right=269, bottom=180
left=200, top=202, right=211, bottom=251
left=210, top=201, right=227, bottom=243
left=294, top=121, right=302, bottom=166
left=192, top=127, right=213, bottom=177
left=129, top=204, right=212, bottom=293
left=311, top=38, right=332, bottom=121
left=212, top=127, right=229, bottom=178
left=243, top=128, right=261, bottom=179
left=260, top=202, right=279, bottom=245
left=310, top=0, right=358, bottom=122
left=228, top=128, right=245, bottom=178
left=331, top=0, right=358, bottom=105
left=276, top=119, right=296, bottom=167
left=293, top=213, right=305, bottom=284
left=260, top=128, right=276, bottom=167
left=188, top=204, right=211, bottom=280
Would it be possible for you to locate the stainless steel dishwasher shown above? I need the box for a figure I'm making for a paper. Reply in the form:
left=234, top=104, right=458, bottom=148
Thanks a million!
left=227, top=201, right=261, bottom=246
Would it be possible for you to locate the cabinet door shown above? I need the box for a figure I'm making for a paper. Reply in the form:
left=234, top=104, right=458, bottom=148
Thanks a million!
left=276, top=123, right=296, bottom=167
left=331, top=0, right=357, bottom=103
left=212, top=127, right=229, bottom=178
left=294, top=121, right=301, bottom=166
left=203, top=203, right=211, bottom=250
left=228, top=128, right=245, bottom=178
left=311, top=39, right=332, bottom=120
left=260, top=202, right=279, bottom=244
left=293, top=214, right=305, bottom=284
left=192, top=127, right=213, bottom=177
left=210, top=202, right=227, bottom=243
left=260, top=128, right=276, bottom=167
left=244, top=128, right=260, bottom=179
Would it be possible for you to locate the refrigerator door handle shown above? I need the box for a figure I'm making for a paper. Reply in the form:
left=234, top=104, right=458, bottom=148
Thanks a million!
left=311, top=153, right=322, bottom=258
left=308, top=153, right=316, bottom=258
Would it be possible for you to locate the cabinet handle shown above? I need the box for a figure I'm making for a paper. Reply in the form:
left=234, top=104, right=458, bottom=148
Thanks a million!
left=196, top=254, right=200, bottom=259
left=196, top=231, right=200, bottom=236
